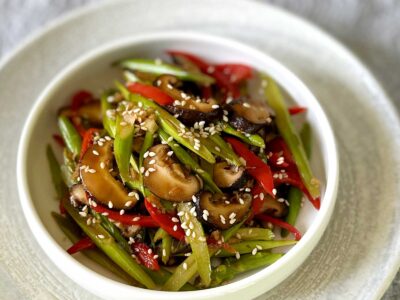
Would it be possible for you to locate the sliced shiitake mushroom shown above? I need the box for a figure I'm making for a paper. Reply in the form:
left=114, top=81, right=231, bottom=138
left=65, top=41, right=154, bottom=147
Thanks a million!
left=196, top=192, right=252, bottom=230
left=143, top=144, right=201, bottom=202
left=226, top=98, right=274, bottom=133
left=156, top=74, right=221, bottom=125
left=70, top=184, right=88, bottom=205
left=80, top=140, right=138, bottom=209
left=258, top=194, right=288, bottom=218
left=213, top=161, right=247, bottom=191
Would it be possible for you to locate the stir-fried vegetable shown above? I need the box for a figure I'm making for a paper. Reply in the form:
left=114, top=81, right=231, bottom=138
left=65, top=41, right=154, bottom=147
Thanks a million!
left=48, top=51, right=321, bottom=290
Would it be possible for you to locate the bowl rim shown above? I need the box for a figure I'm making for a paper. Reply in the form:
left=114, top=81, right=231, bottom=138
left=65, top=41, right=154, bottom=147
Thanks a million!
left=17, top=30, right=339, bottom=299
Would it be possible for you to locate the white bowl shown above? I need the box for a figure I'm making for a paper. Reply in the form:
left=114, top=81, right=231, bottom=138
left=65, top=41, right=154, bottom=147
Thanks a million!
left=17, top=31, right=338, bottom=300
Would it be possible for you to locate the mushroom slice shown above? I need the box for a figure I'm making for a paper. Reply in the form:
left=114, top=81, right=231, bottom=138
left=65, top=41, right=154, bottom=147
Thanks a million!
left=196, top=192, right=252, bottom=230
left=80, top=141, right=138, bottom=209
left=227, top=99, right=274, bottom=133
left=213, top=162, right=247, bottom=191
left=59, top=101, right=102, bottom=125
left=258, top=194, right=288, bottom=218
left=156, top=74, right=221, bottom=125
left=70, top=184, right=88, bottom=205
left=143, top=144, right=201, bottom=202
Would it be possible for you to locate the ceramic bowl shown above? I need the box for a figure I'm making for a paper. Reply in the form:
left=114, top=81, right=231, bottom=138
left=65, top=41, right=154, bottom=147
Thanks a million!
left=17, top=31, right=338, bottom=300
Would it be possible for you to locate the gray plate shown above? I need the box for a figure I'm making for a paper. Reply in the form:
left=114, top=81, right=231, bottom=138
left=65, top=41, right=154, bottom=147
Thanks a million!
left=1, top=0, right=399, bottom=299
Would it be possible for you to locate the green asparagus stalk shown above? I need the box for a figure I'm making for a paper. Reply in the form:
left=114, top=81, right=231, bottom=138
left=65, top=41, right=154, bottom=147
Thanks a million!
left=52, top=212, right=140, bottom=286
left=221, top=215, right=248, bottom=242
left=178, top=202, right=211, bottom=287
left=118, top=59, right=215, bottom=85
left=211, top=252, right=282, bottom=286
left=235, top=228, right=275, bottom=241
left=100, top=91, right=116, bottom=138
left=162, top=254, right=197, bottom=291
left=62, top=198, right=156, bottom=289
left=159, top=129, right=222, bottom=194
left=46, top=145, right=68, bottom=199
left=58, top=115, right=81, bottom=158
left=215, top=240, right=296, bottom=257
left=263, top=75, right=320, bottom=198
left=222, top=124, right=265, bottom=148
left=114, top=107, right=135, bottom=183
left=154, top=228, right=172, bottom=265
left=282, top=122, right=312, bottom=237
left=204, top=134, right=243, bottom=167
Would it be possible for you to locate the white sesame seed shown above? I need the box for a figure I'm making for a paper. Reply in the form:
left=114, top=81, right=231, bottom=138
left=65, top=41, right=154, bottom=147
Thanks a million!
left=147, top=248, right=153, bottom=254
left=148, top=159, right=156, bottom=165
left=162, top=249, right=166, bottom=257
left=215, top=146, right=221, bottom=152
left=100, top=162, right=105, bottom=169
left=272, top=189, right=277, bottom=195
left=203, top=209, right=209, bottom=216
left=252, top=248, right=258, bottom=255
left=243, top=102, right=251, bottom=108
left=101, top=212, right=109, bottom=216
left=183, top=262, right=188, bottom=270
left=212, top=104, right=219, bottom=109
left=185, top=229, right=191, bottom=237
left=191, top=231, right=196, bottom=238
left=192, top=195, right=197, bottom=203
left=177, top=211, right=184, bottom=217
left=202, top=214, right=208, bottom=221
left=153, top=255, right=159, bottom=259
left=235, top=252, right=241, bottom=260
left=148, top=152, right=156, bottom=157
left=229, top=212, right=236, bottom=219
left=98, top=234, right=105, bottom=239
left=148, top=167, right=156, bottom=172
left=220, top=215, right=226, bottom=224
left=108, top=201, right=113, bottom=209
left=260, top=193, right=265, bottom=200
left=92, top=150, right=99, bottom=156
left=79, top=211, right=87, bottom=217
left=132, top=216, right=141, bottom=222
left=229, top=219, right=236, bottom=224
left=172, top=217, right=179, bottom=223
left=256, top=245, right=262, bottom=250
left=88, top=169, right=96, bottom=174
left=143, top=151, right=149, bottom=158
left=181, top=222, right=188, bottom=229
left=173, top=225, right=178, bottom=231
left=119, top=209, right=125, bottom=215
left=189, top=222, right=194, bottom=230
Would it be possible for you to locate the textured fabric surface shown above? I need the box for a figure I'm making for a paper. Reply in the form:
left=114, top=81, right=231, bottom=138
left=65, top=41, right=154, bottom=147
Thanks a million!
left=0, top=0, right=399, bottom=299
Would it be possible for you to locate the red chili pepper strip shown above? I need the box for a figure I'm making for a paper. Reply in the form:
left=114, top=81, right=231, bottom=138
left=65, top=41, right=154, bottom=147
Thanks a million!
left=167, top=50, right=209, bottom=71
left=71, top=90, right=93, bottom=111
left=256, top=214, right=302, bottom=241
left=70, top=116, right=86, bottom=138
left=226, top=137, right=275, bottom=197
left=91, top=205, right=159, bottom=227
left=251, top=183, right=265, bottom=215
left=79, top=128, right=99, bottom=160
left=67, top=236, right=95, bottom=254
left=266, top=137, right=320, bottom=210
left=288, top=106, right=307, bottom=115
left=127, top=82, right=174, bottom=106
left=131, top=242, right=160, bottom=271
left=144, top=199, right=186, bottom=241
left=215, top=64, right=253, bottom=84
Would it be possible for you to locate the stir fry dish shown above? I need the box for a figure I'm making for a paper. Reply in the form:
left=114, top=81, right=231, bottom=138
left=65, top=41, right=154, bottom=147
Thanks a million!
left=48, top=51, right=321, bottom=290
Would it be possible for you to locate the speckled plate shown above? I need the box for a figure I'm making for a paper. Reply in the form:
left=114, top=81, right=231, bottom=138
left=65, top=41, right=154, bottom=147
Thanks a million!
left=1, top=0, right=400, bottom=299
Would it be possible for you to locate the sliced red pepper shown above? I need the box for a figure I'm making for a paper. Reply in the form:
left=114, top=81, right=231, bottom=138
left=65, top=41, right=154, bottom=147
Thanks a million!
left=52, top=134, right=65, bottom=147
left=70, top=116, right=86, bottom=138
left=167, top=51, right=241, bottom=100
left=67, top=236, right=95, bottom=254
left=79, top=128, right=99, bottom=160
left=251, top=183, right=265, bottom=215
left=144, top=199, right=185, bottom=241
left=127, top=82, right=174, bottom=106
left=256, top=214, right=302, bottom=241
left=131, top=242, right=160, bottom=270
left=266, top=137, right=320, bottom=210
left=201, top=85, right=213, bottom=100
left=288, top=106, right=307, bottom=115
left=71, top=90, right=93, bottom=111
left=91, top=205, right=159, bottom=227
left=215, top=64, right=253, bottom=84
left=225, top=137, right=275, bottom=197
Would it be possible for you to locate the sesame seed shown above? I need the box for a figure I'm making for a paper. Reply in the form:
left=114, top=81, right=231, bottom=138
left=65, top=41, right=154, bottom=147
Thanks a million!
left=183, top=262, right=188, bottom=270
left=260, top=193, right=265, bottom=200
left=256, top=245, right=262, bottom=250
left=173, top=225, right=178, bottom=231
left=223, top=116, right=229, bottom=122
left=277, top=198, right=285, bottom=203
left=98, top=234, right=105, bottom=239
left=185, top=229, right=191, bottom=237
left=100, top=162, right=105, bottom=169
left=108, top=201, right=113, bottom=209
left=104, top=136, right=112, bottom=141
left=215, top=146, right=221, bottom=152
left=212, top=104, right=219, bottom=109
left=87, top=169, right=96, bottom=174
left=220, top=215, right=226, bottom=224
left=148, top=152, right=156, bottom=157
left=189, top=222, right=194, bottom=230
left=153, top=255, right=159, bottom=259
left=177, top=211, right=184, bottom=217
left=252, top=248, right=258, bottom=255
left=229, top=212, right=236, bottom=219
left=245, top=187, right=251, bottom=192
left=272, top=188, right=277, bottom=195
left=172, top=217, right=179, bottom=223
left=148, top=159, right=156, bottom=165
left=162, top=249, right=166, bottom=257
left=243, top=102, right=251, bottom=108
left=191, top=231, right=196, bottom=238
left=192, top=195, right=197, bottom=203
left=143, top=151, right=149, bottom=158
left=101, top=212, right=109, bottom=216
left=147, top=248, right=153, bottom=254
left=92, top=150, right=99, bottom=156
left=119, top=209, right=125, bottom=215
left=190, top=206, right=196, bottom=214
left=202, top=214, right=208, bottom=221
left=235, top=252, right=240, bottom=260
left=132, top=216, right=141, bottom=222
left=79, top=211, right=87, bottom=217
left=229, top=219, right=236, bottom=224
left=181, top=222, right=188, bottom=229
left=148, top=167, right=156, bottom=172
left=239, top=198, right=245, bottom=205
left=140, top=167, right=145, bottom=174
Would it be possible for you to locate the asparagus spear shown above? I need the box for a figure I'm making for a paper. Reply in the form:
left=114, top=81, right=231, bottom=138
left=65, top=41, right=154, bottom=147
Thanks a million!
left=178, top=202, right=211, bottom=287
left=282, top=122, right=312, bottom=237
left=215, top=240, right=297, bottom=257
left=118, top=59, right=215, bottom=85
left=58, top=115, right=81, bottom=158
left=263, top=75, right=320, bottom=198
left=52, top=212, right=140, bottom=286
left=62, top=198, right=156, bottom=289
left=211, top=252, right=282, bottom=286
left=100, top=90, right=116, bottom=138
left=222, top=124, right=265, bottom=148
left=235, top=228, right=275, bottom=241
left=154, top=228, right=172, bottom=265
